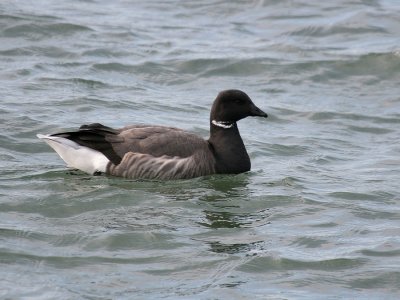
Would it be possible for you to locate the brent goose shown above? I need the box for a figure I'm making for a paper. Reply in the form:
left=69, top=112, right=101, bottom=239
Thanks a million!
left=37, top=89, right=267, bottom=180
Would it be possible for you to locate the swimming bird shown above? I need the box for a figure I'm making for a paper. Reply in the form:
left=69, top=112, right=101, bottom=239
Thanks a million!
left=37, top=89, right=267, bottom=180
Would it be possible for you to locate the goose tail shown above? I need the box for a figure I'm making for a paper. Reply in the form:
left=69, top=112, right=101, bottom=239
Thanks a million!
left=37, top=134, right=109, bottom=175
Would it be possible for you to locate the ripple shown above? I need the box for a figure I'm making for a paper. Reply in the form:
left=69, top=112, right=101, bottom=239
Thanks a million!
left=361, top=249, right=400, bottom=257
left=310, top=52, right=400, bottom=82
left=0, top=250, right=155, bottom=267
left=92, top=62, right=136, bottom=73
left=207, top=240, right=264, bottom=254
left=2, top=46, right=78, bottom=58
left=289, top=24, right=388, bottom=37
left=349, top=272, right=400, bottom=291
left=198, top=208, right=271, bottom=229
left=82, top=48, right=132, bottom=58
left=37, top=77, right=109, bottom=88
left=239, top=256, right=366, bottom=272
left=291, top=237, right=329, bottom=248
left=2, top=22, right=92, bottom=39
left=263, top=143, right=310, bottom=156
left=176, top=58, right=231, bottom=74
left=347, top=125, right=393, bottom=134
left=329, top=192, right=378, bottom=201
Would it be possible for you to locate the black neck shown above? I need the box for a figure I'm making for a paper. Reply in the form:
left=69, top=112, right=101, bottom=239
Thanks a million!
left=208, top=121, right=251, bottom=174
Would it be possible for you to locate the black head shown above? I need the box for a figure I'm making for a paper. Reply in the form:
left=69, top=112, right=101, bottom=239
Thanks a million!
left=210, top=89, right=268, bottom=124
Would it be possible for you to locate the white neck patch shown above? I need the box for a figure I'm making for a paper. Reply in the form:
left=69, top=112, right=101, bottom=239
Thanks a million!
left=212, top=120, right=234, bottom=129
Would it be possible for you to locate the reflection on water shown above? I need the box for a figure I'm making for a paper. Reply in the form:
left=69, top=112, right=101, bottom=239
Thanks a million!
left=208, top=240, right=264, bottom=255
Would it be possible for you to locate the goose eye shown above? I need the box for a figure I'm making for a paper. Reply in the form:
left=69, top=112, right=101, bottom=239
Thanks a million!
left=234, top=98, right=244, bottom=104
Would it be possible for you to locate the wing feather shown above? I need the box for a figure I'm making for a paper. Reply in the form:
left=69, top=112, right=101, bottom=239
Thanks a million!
left=48, top=123, right=211, bottom=172
left=107, top=150, right=215, bottom=180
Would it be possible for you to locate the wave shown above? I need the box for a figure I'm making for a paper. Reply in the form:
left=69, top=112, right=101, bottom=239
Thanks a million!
left=289, top=24, right=388, bottom=37
left=1, top=22, right=92, bottom=39
left=306, top=111, right=400, bottom=124
left=310, top=52, right=400, bottom=82
left=239, top=256, right=366, bottom=272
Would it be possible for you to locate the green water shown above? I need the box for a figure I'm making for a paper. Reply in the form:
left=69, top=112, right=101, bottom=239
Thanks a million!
left=1, top=0, right=400, bottom=299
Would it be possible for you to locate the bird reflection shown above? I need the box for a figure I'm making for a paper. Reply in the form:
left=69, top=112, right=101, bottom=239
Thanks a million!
left=207, top=240, right=264, bottom=255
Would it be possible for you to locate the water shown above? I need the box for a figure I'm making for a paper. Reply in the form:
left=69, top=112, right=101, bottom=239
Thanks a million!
left=1, top=0, right=400, bottom=299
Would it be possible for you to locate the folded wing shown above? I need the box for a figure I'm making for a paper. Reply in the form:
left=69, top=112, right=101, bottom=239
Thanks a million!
left=51, top=123, right=210, bottom=165
left=107, top=150, right=216, bottom=180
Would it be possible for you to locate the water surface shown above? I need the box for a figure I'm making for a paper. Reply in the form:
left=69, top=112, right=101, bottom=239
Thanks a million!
left=1, top=0, right=400, bottom=299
